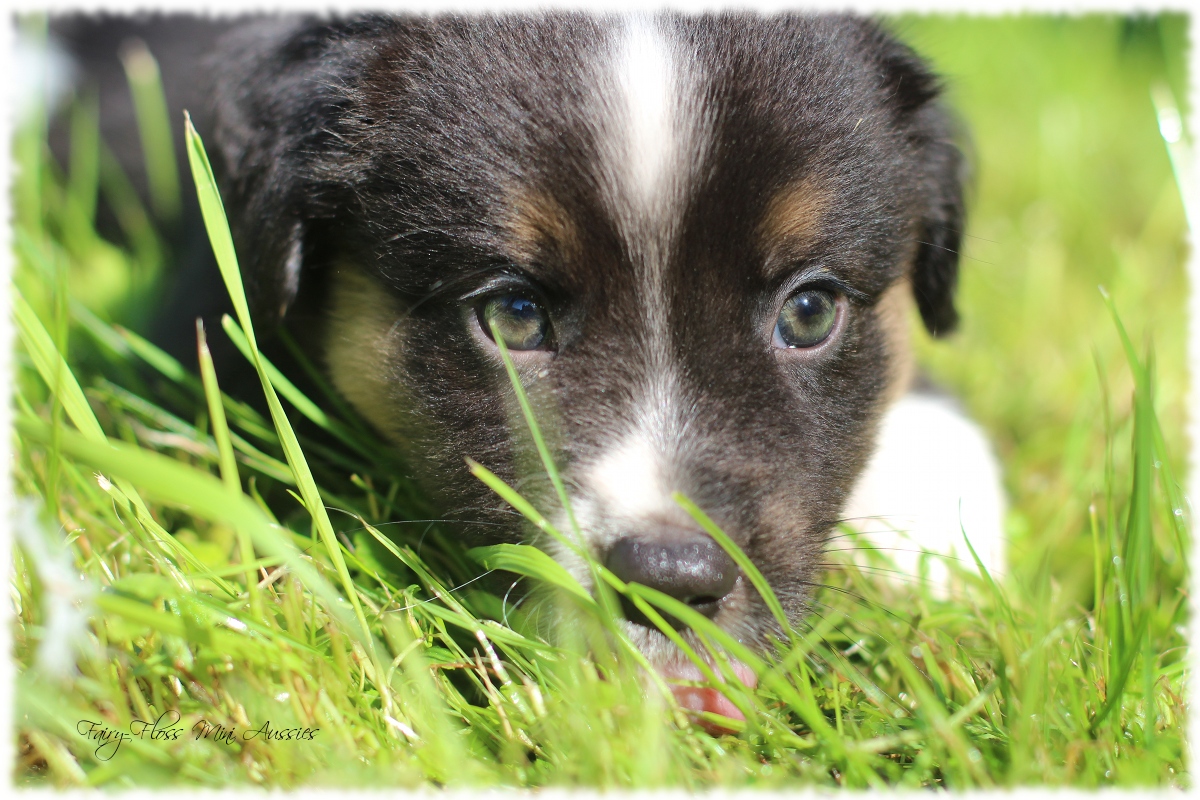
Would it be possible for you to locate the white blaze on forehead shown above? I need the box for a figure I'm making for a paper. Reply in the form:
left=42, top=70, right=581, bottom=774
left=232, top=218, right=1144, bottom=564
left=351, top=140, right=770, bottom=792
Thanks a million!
left=597, top=15, right=709, bottom=230
left=616, top=19, right=676, bottom=208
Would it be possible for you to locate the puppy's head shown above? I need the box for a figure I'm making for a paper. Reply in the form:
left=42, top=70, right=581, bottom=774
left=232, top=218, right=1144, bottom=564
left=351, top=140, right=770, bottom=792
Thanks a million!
left=211, top=13, right=964, bottom=661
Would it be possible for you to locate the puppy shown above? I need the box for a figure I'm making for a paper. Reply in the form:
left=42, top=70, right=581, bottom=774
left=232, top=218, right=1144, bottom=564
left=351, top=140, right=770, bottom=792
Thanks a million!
left=51, top=12, right=1008, bottom=724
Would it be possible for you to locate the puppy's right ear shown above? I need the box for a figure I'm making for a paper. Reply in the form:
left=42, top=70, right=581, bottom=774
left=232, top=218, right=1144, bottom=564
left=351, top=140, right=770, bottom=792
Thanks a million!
left=865, top=22, right=968, bottom=338
left=207, top=18, right=372, bottom=328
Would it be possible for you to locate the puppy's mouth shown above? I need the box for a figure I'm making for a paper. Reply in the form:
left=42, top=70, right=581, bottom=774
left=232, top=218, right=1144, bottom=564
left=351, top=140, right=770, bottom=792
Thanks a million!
left=656, top=658, right=758, bottom=733
left=612, top=600, right=759, bottom=732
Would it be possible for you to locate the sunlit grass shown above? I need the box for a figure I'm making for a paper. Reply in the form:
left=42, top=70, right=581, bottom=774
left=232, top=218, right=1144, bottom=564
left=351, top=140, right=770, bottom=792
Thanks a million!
left=10, top=13, right=1190, bottom=788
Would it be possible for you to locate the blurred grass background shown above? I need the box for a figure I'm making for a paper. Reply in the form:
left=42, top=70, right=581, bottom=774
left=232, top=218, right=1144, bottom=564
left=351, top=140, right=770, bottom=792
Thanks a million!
left=9, top=13, right=1192, bottom=789
left=897, top=13, right=1191, bottom=600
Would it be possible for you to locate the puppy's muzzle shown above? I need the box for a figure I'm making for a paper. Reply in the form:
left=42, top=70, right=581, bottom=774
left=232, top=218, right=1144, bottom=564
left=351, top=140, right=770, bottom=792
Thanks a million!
left=604, top=528, right=739, bottom=628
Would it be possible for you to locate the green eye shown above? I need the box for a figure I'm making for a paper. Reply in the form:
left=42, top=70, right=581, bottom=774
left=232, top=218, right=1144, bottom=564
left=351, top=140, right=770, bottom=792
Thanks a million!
left=774, top=289, right=837, bottom=348
left=479, top=295, right=549, bottom=351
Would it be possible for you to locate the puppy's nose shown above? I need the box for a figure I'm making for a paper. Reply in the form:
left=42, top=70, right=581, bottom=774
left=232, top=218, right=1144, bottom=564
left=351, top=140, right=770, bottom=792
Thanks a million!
left=605, top=531, right=738, bottom=622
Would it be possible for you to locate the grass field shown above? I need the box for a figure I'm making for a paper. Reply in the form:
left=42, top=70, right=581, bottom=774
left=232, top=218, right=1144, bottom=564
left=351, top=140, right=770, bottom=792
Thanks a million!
left=10, top=13, right=1192, bottom=788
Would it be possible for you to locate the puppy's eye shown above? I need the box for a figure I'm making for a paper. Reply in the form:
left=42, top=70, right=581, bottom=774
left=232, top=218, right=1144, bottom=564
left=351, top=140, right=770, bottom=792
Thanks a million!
left=478, top=295, right=549, bottom=351
left=774, top=288, right=838, bottom=349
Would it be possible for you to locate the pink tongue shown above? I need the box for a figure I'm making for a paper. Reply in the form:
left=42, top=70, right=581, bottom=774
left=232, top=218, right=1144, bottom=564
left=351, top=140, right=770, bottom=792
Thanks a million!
left=660, top=662, right=758, bottom=734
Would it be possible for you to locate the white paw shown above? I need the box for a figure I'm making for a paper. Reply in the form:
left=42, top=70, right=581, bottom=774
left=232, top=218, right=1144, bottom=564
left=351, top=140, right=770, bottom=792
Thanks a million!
left=841, top=392, right=1007, bottom=592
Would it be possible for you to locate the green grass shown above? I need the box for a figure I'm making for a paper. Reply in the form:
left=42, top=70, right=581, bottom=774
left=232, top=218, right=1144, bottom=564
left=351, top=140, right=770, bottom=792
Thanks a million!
left=10, top=13, right=1190, bottom=788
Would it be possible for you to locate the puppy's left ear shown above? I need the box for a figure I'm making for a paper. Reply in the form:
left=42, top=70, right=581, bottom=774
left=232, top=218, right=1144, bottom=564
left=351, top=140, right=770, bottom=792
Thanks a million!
left=206, top=17, right=375, bottom=329
left=873, top=30, right=967, bottom=337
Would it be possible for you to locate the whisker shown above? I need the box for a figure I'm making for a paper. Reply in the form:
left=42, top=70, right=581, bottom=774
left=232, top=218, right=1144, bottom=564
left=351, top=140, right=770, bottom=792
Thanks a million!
left=916, top=239, right=997, bottom=267
left=824, top=545, right=970, bottom=564
left=819, top=562, right=940, bottom=583
left=415, top=522, right=437, bottom=559
left=799, top=599, right=908, bottom=665
left=501, top=577, right=524, bottom=629
left=333, top=517, right=508, bottom=537
left=821, top=516, right=916, bottom=542
left=799, top=581, right=908, bottom=624
left=925, top=221, right=1000, bottom=245
left=387, top=569, right=497, bottom=612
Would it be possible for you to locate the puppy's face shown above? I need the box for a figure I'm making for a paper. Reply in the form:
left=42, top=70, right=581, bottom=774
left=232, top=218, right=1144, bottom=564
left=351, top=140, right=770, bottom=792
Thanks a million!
left=212, top=13, right=963, bottom=665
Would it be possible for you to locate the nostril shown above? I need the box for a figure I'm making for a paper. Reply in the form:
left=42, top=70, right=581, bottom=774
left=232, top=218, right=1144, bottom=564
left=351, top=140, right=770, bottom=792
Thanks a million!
left=604, top=534, right=739, bottom=625
left=683, top=597, right=723, bottom=620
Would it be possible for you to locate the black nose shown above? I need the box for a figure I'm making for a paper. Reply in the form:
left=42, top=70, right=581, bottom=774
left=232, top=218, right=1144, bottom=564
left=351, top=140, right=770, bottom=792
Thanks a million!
left=604, top=532, right=739, bottom=626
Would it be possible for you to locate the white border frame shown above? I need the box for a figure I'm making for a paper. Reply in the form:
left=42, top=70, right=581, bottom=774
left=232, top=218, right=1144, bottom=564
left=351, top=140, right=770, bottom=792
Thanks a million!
left=2, top=2, right=1195, bottom=796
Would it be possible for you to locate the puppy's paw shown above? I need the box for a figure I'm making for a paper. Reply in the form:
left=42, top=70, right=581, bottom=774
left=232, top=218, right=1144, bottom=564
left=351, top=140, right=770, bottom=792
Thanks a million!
left=842, top=391, right=1007, bottom=594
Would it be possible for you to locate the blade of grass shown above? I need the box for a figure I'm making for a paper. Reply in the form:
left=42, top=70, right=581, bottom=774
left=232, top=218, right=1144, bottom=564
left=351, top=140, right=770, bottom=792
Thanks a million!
left=1089, top=611, right=1151, bottom=733
left=488, top=322, right=629, bottom=622
left=120, top=39, right=180, bottom=222
left=16, top=284, right=249, bottom=594
left=183, top=113, right=381, bottom=665
left=622, top=581, right=845, bottom=753
left=16, top=415, right=359, bottom=639
left=220, top=313, right=385, bottom=460
left=466, top=459, right=677, bottom=692
left=960, top=524, right=1016, bottom=628
left=623, top=587, right=757, bottom=724
left=107, top=320, right=277, bottom=443
left=197, top=318, right=260, bottom=615
left=889, top=649, right=988, bottom=787
left=672, top=492, right=793, bottom=643
left=93, top=378, right=294, bottom=485
left=277, top=326, right=378, bottom=440
left=487, top=322, right=578, bottom=532
left=67, top=87, right=100, bottom=226
left=469, top=543, right=595, bottom=607
left=98, top=140, right=162, bottom=276
left=14, top=289, right=106, bottom=443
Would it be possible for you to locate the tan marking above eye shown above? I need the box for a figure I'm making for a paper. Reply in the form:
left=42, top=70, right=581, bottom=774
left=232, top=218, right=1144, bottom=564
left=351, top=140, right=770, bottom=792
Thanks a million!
left=504, top=189, right=583, bottom=264
left=759, top=176, right=831, bottom=254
